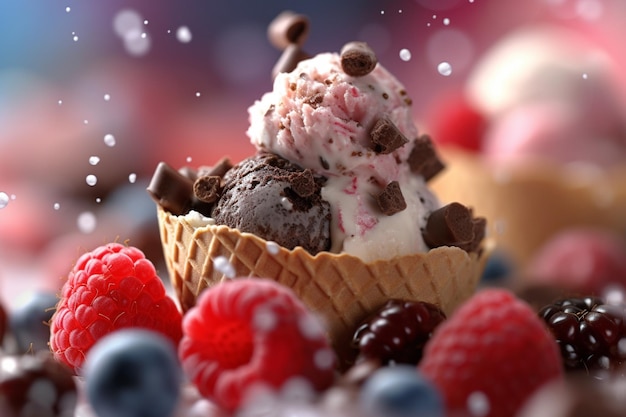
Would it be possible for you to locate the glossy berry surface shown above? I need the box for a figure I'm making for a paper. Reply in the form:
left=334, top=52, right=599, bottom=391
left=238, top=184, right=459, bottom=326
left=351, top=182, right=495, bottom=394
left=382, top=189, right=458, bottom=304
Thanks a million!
left=352, top=299, right=446, bottom=366
left=539, top=296, right=626, bottom=376
left=9, top=291, right=58, bottom=353
left=83, top=329, right=181, bottom=417
left=420, top=289, right=563, bottom=417
left=49, top=242, right=183, bottom=373
left=0, top=352, right=77, bottom=417
left=360, top=365, right=444, bottom=417
left=179, top=278, right=336, bottom=412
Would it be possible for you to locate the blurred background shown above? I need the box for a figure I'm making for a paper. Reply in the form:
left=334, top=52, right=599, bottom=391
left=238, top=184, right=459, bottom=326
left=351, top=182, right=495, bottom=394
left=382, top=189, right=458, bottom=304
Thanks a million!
left=2, top=0, right=626, bottom=306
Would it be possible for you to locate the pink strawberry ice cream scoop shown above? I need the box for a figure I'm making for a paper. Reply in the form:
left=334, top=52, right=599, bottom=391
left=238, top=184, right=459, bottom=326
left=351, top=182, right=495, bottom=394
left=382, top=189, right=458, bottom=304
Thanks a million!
left=246, top=45, right=457, bottom=261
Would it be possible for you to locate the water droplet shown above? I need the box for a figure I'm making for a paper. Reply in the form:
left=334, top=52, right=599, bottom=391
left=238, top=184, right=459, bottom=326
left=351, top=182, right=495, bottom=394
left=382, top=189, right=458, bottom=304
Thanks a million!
left=86, top=174, right=97, bottom=186
left=380, top=10, right=385, bottom=15
left=437, top=61, right=452, bottom=76
left=53, top=202, right=61, bottom=210
left=443, top=18, right=451, bottom=25
left=399, top=48, right=412, bottom=62
left=176, top=26, right=193, bottom=43
left=89, top=156, right=100, bottom=166
left=128, top=173, right=137, bottom=183
left=95, top=197, right=102, bottom=203
left=0, top=192, right=9, bottom=209
left=104, top=134, right=116, bottom=147
left=65, top=6, right=71, bottom=13
left=398, top=9, right=403, bottom=13
left=195, top=91, right=201, bottom=97
left=77, top=211, right=97, bottom=234
left=104, top=94, right=111, bottom=101
left=432, top=14, right=437, bottom=19
left=143, top=19, right=149, bottom=25
left=72, top=32, right=79, bottom=42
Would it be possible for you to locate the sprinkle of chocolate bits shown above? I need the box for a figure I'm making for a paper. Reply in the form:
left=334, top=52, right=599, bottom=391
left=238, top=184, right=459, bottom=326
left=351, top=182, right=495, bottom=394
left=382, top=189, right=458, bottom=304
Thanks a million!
left=422, top=202, right=486, bottom=252
left=374, top=181, right=407, bottom=216
left=369, top=115, right=409, bottom=154
left=267, top=10, right=310, bottom=50
left=146, top=162, right=194, bottom=215
left=340, top=41, right=378, bottom=77
left=193, top=175, right=222, bottom=203
left=407, top=134, right=445, bottom=181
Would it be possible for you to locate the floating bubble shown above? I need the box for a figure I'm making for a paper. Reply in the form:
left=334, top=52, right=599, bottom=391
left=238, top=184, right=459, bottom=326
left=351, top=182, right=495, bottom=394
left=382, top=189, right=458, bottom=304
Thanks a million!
left=143, top=19, right=149, bottom=25
left=72, top=32, right=78, bottom=42
left=0, top=192, right=9, bottom=209
left=128, top=173, right=137, bottom=184
left=58, top=100, right=63, bottom=105
left=104, top=94, right=111, bottom=101
left=186, top=156, right=192, bottom=163
left=77, top=211, right=97, bottom=234
left=195, top=91, right=201, bottom=97
left=437, top=61, right=453, bottom=76
left=89, top=156, right=100, bottom=166
left=95, top=197, right=102, bottom=203
left=443, top=18, right=451, bottom=25
left=582, top=73, right=588, bottom=79
left=113, top=9, right=143, bottom=38
left=176, top=26, right=193, bottom=43
left=399, top=48, right=412, bottom=62
left=123, top=29, right=151, bottom=56
left=83, top=119, right=89, bottom=124
left=86, top=175, right=98, bottom=186
left=53, top=203, right=61, bottom=210
left=65, top=6, right=71, bottom=13
left=104, top=134, right=116, bottom=147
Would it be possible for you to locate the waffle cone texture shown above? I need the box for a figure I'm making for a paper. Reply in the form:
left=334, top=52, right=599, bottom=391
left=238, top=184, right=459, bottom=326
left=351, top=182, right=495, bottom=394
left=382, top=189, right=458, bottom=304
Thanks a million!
left=157, top=206, right=486, bottom=363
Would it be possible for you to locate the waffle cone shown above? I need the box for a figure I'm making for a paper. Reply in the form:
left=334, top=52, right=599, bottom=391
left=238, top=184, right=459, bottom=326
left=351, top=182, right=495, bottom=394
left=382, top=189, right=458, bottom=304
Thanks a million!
left=157, top=206, right=487, bottom=365
left=431, top=148, right=626, bottom=267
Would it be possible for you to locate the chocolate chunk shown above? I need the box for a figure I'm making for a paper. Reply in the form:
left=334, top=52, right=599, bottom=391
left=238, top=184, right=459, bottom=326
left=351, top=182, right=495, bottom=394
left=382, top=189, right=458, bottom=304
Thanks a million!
left=290, top=169, right=316, bottom=197
left=268, top=11, right=310, bottom=50
left=193, top=175, right=222, bottom=203
left=407, top=135, right=445, bottom=181
left=340, top=42, right=378, bottom=77
left=375, top=181, right=407, bottom=216
left=203, top=157, right=233, bottom=178
left=369, top=116, right=409, bottom=154
left=272, top=44, right=311, bottom=79
left=459, top=216, right=486, bottom=253
left=422, top=203, right=475, bottom=249
left=146, top=162, right=194, bottom=215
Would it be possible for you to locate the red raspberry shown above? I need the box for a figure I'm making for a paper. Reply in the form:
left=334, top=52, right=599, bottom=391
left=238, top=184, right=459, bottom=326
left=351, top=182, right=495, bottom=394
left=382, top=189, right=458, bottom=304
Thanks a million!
left=420, top=288, right=563, bottom=417
left=179, top=278, right=336, bottom=412
left=49, top=243, right=182, bottom=373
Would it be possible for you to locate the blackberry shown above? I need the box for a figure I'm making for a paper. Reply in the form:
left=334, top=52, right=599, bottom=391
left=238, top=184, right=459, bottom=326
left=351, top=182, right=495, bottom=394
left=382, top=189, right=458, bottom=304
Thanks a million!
left=352, top=299, right=446, bottom=366
left=539, top=296, right=626, bottom=376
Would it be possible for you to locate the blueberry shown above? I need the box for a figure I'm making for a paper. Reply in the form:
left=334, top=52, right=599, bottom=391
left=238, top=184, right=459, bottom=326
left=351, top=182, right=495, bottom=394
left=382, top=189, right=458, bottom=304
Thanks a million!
left=83, top=329, right=182, bottom=417
left=360, top=365, right=444, bottom=417
left=9, top=291, right=58, bottom=353
left=481, top=249, right=515, bottom=283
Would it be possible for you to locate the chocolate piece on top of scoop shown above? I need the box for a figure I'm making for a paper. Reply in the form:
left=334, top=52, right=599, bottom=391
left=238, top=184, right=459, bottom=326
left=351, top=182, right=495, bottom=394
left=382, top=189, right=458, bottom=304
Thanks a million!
left=375, top=181, right=407, bottom=216
left=369, top=115, right=409, bottom=154
left=268, top=11, right=310, bottom=50
left=289, top=169, right=317, bottom=198
left=272, top=44, right=312, bottom=79
left=193, top=175, right=222, bottom=204
left=407, top=134, right=445, bottom=181
left=340, top=41, right=378, bottom=77
left=147, top=162, right=194, bottom=215
left=203, top=157, right=233, bottom=178
left=422, top=202, right=483, bottom=251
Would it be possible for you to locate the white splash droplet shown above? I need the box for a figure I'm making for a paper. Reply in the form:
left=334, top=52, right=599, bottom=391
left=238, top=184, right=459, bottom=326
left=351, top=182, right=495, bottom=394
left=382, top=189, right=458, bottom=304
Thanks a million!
left=89, top=156, right=100, bottom=166
left=443, top=18, right=451, bottom=25
left=314, top=349, right=335, bottom=370
left=58, top=100, right=63, bottom=105
left=0, top=192, right=9, bottom=209
left=176, top=26, right=193, bottom=43
left=186, top=156, right=193, bottom=163
left=65, top=6, right=71, bottom=13
left=195, top=91, right=201, bottom=97
left=113, top=9, right=143, bottom=38
left=399, top=48, right=412, bottom=62
left=53, top=203, right=61, bottom=210
left=128, top=173, right=137, bottom=184
left=582, top=73, right=589, bottom=79
left=104, top=94, right=111, bottom=101
left=143, top=19, right=149, bottom=25
left=437, top=61, right=452, bottom=76
left=467, top=391, right=490, bottom=417
left=77, top=211, right=97, bottom=234
left=253, top=307, right=278, bottom=332
left=266, top=241, right=280, bottom=255
left=86, top=175, right=97, bottom=186
left=104, top=134, right=116, bottom=147
left=83, top=119, right=89, bottom=125
left=95, top=197, right=102, bottom=203
left=213, top=256, right=235, bottom=278
left=72, top=33, right=78, bottom=42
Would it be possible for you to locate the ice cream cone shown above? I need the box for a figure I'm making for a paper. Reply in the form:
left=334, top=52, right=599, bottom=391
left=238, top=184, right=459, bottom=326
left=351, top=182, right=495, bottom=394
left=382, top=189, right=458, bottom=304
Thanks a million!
left=157, top=205, right=488, bottom=365
left=431, top=148, right=626, bottom=267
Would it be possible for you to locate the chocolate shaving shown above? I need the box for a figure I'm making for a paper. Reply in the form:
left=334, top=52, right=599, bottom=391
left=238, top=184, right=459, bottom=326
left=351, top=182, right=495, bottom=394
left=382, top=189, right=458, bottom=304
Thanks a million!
left=369, top=116, right=409, bottom=154
left=375, top=181, right=406, bottom=216
left=268, top=11, right=310, bottom=50
left=290, top=169, right=316, bottom=197
left=193, top=175, right=222, bottom=203
left=272, top=44, right=311, bottom=79
left=146, top=162, right=194, bottom=215
left=340, top=42, right=378, bottom=77
left=422, top=202, right=484, bottom=251
left=407, top=134, right=445, bottom=181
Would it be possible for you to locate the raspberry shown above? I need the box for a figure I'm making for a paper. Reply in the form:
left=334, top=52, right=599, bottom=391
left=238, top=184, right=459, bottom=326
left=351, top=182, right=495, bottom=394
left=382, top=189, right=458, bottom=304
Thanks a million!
left=420, top=289, right=563, bottom=417
left=539, top=296, right=626, bottom=377
left=352, top=299, right=446, bottom=366
left=49, top=243, right=183, bottom=373
left=178, top=278, right=336, bottom=412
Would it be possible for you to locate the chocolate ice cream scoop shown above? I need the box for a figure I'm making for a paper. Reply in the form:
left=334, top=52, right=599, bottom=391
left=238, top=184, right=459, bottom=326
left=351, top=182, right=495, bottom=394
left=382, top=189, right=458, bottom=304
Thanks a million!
left=211, top=152, right=331, bottom=254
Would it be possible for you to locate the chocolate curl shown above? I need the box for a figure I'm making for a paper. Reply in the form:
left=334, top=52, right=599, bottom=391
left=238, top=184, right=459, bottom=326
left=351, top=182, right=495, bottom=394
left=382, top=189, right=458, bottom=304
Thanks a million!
left=272, top=44, right=311, bottom=80
left=369, top=116, right=409, bottom=154
left=193, top=175, right=222, bottom=204
left=374, top=181, right=407, bottom=216
left=268, top=11, right=310, bottom=50
left=146, top=162, right=194, bottom=215
left=340, top=41, right=377, bottom=77
left=407, top=134, right=445, bottom=181
left=422, top=203, right=485, bottom=252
